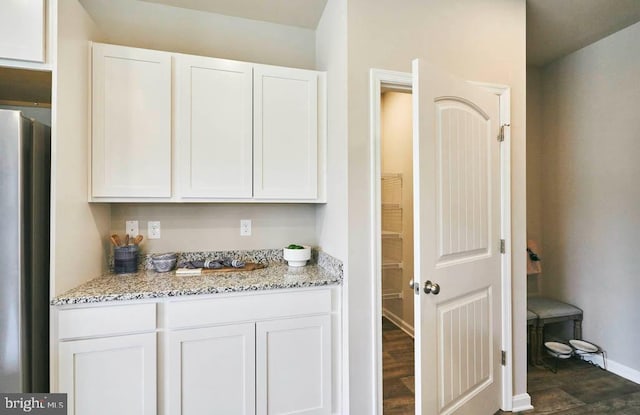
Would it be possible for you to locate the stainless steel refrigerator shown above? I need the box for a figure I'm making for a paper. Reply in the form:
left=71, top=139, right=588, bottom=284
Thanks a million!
left=0, top=109, right=50, bottom=393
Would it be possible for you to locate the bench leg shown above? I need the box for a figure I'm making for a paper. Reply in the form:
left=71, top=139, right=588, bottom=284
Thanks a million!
left=536, top=324, right=544, bottom=364
left=529, top=325, right=538, bottom=365
left=574, top=319, right=582, bottom=340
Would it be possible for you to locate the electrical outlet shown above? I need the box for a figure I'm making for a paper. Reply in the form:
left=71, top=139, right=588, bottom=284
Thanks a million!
left=240, top=219, right=251, bottom=236
left=125, top=220, right=139, bottom=237
left=148, top=221, right=161, bottom=239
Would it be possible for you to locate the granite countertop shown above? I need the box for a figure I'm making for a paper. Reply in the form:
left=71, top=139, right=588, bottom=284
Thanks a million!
left=52, top=249, right=343, bottom=306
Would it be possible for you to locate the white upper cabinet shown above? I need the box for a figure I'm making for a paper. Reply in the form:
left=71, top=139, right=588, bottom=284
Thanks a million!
left=253, top=66, right=319, bottom=200
left=89, top=43, right=325, bottom=202
left=91, top=43, right=172, bottom=198
left=175, top=55, right=253, bottom=199
left=0, top=0, right=46, bottom=64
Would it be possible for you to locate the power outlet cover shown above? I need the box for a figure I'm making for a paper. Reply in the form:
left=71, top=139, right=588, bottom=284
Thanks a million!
left=148, top=221, right=161, bottom=239
left=240, top=219, right=251, bottom=236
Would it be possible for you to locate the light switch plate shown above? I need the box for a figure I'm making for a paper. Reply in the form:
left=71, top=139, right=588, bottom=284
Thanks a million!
left=125, top=220, right=139, bottom=238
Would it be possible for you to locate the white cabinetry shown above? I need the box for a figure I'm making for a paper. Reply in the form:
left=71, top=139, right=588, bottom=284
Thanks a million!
left=90, top=43, right=325, bottom=202
left=164, top=290, right=332, bottom=415
left=55, top=289, right=337, bottom=414
left=56, top=303, right=157, bottom=415
left=59, top=334, right=157, bottom=415
left=253, top=66, right=319, bottom=200
left=175, top=55, right=253, bottom=199
left=257, top=315, right=331, bottom=415
left=91, top=44, right=172, bottom=198
left=167, top=324, right=256, bottom=415
left=0, top=0, right=46, bottom=64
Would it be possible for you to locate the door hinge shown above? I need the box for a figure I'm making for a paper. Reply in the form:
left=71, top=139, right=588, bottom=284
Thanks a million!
left=497, top=123, right=510, bottom=142
left=501, top=350, right=507, bottom=366
left=499, top=239, right=506, bottom=254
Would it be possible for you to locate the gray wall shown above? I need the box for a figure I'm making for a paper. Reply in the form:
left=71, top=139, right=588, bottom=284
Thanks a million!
left=526, top=66, right=543, bottom=295
left=540, top=21, right=640, bottom=373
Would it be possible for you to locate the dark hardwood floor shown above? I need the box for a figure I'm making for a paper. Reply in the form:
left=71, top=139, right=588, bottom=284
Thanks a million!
left=498, top=357, right=640, bottom=414
left=383, top=317, right=415, bottom=414
left=383, top=316, right=640, bottom=414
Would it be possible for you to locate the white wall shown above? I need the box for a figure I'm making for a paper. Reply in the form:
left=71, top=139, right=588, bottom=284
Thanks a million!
left=315, top=0, right=348, bottom=263
left=110, top=204, right=317, bottom=253
left=315, top=1, right=349, bottom=412
left=540, top=21, right=640, bottom=373
left=79, top=0, right=316, bottom=69
left=52, top=0, right=110, bottom=295
left=527, top=65, right=543, bottom=295
left=346, top=0, right=527, bottom=411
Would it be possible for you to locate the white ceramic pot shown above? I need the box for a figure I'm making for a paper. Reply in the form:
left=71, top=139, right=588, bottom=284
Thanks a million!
left=283, top=246, right=311, bottom=267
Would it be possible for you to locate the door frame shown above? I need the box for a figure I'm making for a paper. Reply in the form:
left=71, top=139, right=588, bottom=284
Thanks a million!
left=369, top=68, right=513, bottom=413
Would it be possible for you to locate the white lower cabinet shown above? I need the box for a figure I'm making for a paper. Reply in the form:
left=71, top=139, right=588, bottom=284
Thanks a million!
left=168, top=323, right=256, bottom=415
left=58, top=333, right=157, bottom=415
left=55, top=289, right=335, bottom=415
left=257, top=315, right=331, bottom=415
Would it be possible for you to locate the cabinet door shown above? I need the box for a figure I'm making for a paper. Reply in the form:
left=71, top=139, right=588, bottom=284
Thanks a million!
left=0, top=0, right=45, bottom=62
left=58, top=333, right=157, bottom=415
left=168, top=324, right=256, bottom=415
left=175, top=55, right=253, bottom=199
left=253, top=66, right=318, bottom=200
left=91, top=43, right=172, bottom=198
left=256, top=315, right=331, bottom=415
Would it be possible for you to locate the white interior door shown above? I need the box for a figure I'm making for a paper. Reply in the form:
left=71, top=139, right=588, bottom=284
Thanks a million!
left=412, top=60, right=502, bottom=415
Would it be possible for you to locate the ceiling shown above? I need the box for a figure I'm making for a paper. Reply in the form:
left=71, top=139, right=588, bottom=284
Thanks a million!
left=137, top=0, right=640, bottom=65
left=527, top=0, right=640, bottom=66
left=138, top=0, right=327, bottom=29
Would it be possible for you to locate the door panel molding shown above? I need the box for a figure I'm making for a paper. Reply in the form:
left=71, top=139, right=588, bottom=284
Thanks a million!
left=437, top=288, right=493, bottom=414
left=435, top=99, right=492, bottom=264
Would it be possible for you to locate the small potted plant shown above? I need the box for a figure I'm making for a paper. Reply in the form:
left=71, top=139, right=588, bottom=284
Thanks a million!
left=283, top=244, right=311, bottom=267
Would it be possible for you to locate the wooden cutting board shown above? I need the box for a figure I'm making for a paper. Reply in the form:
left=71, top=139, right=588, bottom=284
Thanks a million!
left=177, top=263, right=267, bottom=274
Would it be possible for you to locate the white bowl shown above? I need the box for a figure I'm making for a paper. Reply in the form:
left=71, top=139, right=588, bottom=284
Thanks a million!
left=283, top=246, right=311, bottom=267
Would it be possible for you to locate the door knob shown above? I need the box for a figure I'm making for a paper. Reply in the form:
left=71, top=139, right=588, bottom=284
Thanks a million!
left=409, top=280, right=419, bottom=295
left=423, top=280, right=440, bottom=295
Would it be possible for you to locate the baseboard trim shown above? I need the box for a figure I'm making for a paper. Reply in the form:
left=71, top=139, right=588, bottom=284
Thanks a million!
left=511, top=393, right=533, bottom=413
left=581, top=354, right=640, bottom=384
left=382, top=308, right=414, bottom=338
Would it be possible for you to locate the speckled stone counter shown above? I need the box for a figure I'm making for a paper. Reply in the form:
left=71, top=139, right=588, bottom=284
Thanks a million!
left=52, top=250, right=342, bottom=306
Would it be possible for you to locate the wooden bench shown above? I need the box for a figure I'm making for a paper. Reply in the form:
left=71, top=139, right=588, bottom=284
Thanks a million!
left=527, top=296, right=583, bottom=364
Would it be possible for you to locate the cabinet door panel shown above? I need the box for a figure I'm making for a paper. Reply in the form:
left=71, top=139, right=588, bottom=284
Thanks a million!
left=58, top=333, right=156, bottom=415
left=0, top=0, right=45, bottom=62
left=257, top=315, right=331, bottom=415
left=168, top=324, right=256, bottom=415
left=254, top=66, right=318, bottom=200
left=176, top=56, right=253, bottom=198
left=92, top=43, right=171, bottom=198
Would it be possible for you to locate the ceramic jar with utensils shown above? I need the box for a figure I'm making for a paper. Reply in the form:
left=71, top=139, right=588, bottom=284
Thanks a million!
left=114, top=245, right=139, bottom=273
left=110, top=233, right=144, bottom=273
